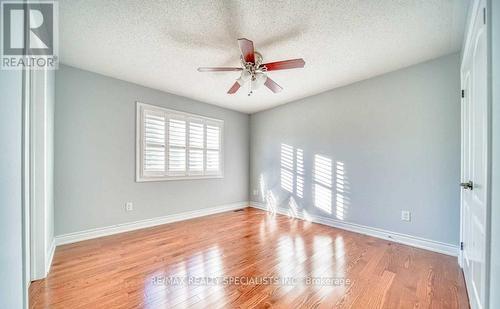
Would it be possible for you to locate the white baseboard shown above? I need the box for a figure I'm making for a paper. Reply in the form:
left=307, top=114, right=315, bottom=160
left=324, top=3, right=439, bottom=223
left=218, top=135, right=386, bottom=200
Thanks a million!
left=54, top=200, right=458, bottom=257
left=250, top=202, right=458, bottom=256
left=55, top=202, right=248, bottom=246
left=45, top=238, right=55, bottom=276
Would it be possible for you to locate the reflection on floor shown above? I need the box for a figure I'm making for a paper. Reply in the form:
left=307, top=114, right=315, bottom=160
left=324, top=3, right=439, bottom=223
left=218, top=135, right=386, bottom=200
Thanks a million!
left=30, top=208, right=469, bottom=308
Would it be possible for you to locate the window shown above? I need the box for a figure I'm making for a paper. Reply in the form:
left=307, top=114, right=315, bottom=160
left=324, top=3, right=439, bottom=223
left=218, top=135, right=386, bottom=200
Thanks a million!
left=136, top=102, right=223, bottom=181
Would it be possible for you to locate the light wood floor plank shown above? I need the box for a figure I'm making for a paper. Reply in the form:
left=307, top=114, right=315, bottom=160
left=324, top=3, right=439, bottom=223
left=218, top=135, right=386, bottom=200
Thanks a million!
left=30, top=208, right=469, bottom=308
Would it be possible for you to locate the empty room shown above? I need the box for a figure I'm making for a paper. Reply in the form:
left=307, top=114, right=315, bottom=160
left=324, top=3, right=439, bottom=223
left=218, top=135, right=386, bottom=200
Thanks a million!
left=1, top=0, right=499, bottom=308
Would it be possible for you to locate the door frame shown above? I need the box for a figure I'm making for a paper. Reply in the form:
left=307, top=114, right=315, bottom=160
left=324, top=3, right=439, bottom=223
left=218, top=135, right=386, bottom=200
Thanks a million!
left=459, top=1, right=492, bottom=308
left=21, top=3, right=31, bottom=307
left=22, top=66, right=31, bottom=309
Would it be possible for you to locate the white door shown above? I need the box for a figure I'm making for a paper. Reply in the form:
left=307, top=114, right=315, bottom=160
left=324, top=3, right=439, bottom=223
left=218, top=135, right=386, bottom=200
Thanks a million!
left=460, top=1, right=488, bottom=309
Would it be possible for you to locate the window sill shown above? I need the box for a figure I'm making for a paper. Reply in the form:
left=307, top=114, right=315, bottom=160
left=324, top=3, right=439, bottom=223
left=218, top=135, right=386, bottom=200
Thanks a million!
left=136, top=175, right=224, bottom=182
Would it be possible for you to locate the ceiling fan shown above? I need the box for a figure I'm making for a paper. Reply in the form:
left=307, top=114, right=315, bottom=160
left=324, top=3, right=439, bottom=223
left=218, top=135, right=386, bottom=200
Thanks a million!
left=197, top=38, right=305, bottom=96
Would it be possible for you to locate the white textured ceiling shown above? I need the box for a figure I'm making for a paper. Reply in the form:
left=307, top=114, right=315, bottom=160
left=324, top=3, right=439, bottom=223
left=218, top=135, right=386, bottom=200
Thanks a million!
left=60, top=0, right=467, bottom=113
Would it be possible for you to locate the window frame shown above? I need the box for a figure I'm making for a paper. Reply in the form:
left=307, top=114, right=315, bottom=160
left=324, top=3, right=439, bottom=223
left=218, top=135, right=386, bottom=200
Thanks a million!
left=136, top=102, right=224, bottom=182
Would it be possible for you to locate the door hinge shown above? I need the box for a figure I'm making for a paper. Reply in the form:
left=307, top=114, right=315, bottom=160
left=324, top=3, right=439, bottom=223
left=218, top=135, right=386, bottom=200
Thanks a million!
left=483, top=7, right=486, bottom=24
left=460, top=242, right=464, bottom=250
left=461, top=89, right=465, bottom=98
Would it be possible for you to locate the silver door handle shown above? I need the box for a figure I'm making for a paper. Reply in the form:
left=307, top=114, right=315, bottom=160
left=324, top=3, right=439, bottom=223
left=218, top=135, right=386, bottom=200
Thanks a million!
left=460, top=181, right=473, bottom=190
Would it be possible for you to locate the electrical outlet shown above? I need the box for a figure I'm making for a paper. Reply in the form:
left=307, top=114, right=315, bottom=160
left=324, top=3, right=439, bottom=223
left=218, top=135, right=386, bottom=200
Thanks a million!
left=401, top=210, right=411, bottom=222
left=125, top=202, right=133, bottom=212
left=253, top=189, right=258, bottom=196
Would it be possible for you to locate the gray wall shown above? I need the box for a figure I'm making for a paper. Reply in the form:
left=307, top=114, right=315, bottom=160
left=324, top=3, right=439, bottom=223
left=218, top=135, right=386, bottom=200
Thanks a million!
left=55, top=65, right=249, bottom=235
left=489, top=0, right=500, bottom=307
left=0, top=70, right=25, bottom=308
left=250, top=53, right=461, bottom=245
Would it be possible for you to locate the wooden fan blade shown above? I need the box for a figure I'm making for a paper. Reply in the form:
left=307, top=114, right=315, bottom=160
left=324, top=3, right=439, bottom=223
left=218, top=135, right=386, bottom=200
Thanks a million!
left=264, top=77, right=283, bottom=93
left=197, top=67, right=243, bottom=72
left=238, top=38, right=255, bottom=63
left=227, top=81, right=241, bottom=94
left=263, top=58, right=305, bottom=71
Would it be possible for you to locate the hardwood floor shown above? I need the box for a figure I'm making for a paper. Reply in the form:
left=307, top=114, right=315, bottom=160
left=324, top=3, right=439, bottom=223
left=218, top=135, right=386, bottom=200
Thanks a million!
left=30, top=208, right=469, bottom=308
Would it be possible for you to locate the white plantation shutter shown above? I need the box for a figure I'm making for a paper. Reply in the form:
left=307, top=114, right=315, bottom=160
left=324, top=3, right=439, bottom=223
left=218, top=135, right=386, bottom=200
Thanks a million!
left=189, top=149, right=204, bottom=173
left=206, top=125, right=220, bottom=149
left=189, top=121, right=204, bottom=148
left=168, top=117, right=186, bottom=174
left=188, top=121, right=204, bottom=174
left=168, top=148, right=186, bottom=173
left=168, top=118, right=186, bottom=147
left=206, top=150, right=220, bottom=172
left=137, top=102, right=223, bottom=181
left=143, top=111, right=166, bottom=175
left=205, top=124, right=221, bottom=174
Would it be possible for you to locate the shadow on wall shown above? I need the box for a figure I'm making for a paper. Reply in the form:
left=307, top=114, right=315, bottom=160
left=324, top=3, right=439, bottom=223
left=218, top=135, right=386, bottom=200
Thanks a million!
left=259, top=143, right=351, bottom=221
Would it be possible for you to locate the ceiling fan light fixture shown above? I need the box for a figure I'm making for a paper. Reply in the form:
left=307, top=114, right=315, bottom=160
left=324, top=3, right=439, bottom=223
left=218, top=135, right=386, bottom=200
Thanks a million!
left=251, top=73, right=268, bottom=90
left=237, top=70, right=251, bottom=85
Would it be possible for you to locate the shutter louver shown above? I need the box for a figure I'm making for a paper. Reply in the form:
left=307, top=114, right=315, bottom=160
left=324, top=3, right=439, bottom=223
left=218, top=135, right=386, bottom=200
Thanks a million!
left=189, top=122, right=204, bottom=148
left=168, top=118, right=186, bottom=174
left=206, top=125, right=220, bottom=149
left=169, top=118, right=186, bottom=147
left=206, top=150, right=220, bottom=172
left=188, top=121, right=204, bottom=174
left=189, top=149, right=204, bottom=172
left=206, top=124, right=221, bottom=174
left=143, top=112, right=165, bottom=173
left=168, top=148, right=186, bottom=172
